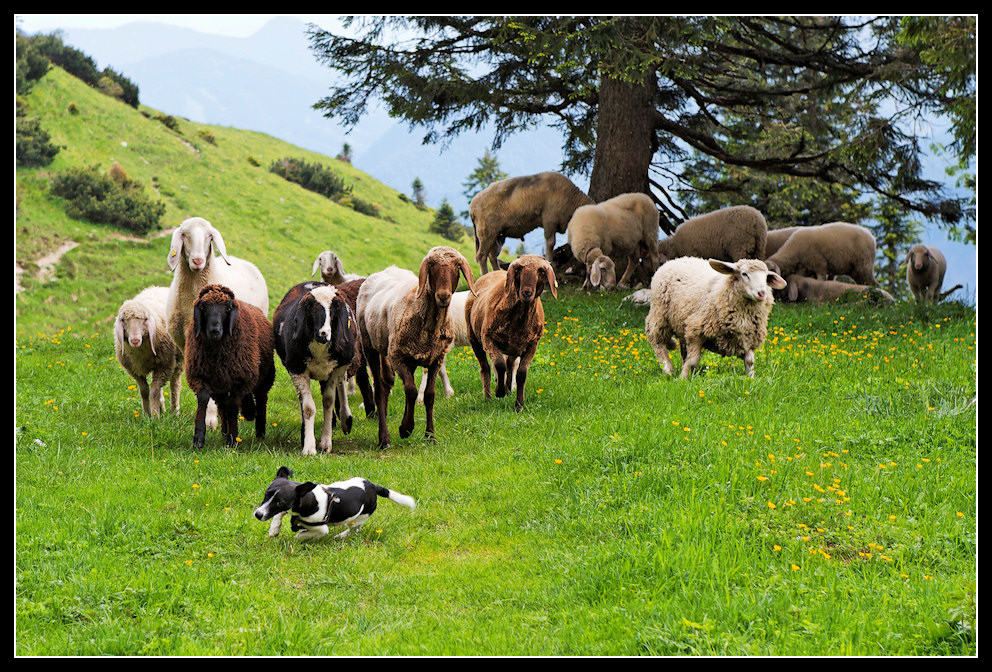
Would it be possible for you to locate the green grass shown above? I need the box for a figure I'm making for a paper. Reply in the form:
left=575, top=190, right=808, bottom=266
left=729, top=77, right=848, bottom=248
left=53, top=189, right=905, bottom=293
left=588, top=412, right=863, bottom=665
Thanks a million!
left=15, top=65, right=976, bottom=656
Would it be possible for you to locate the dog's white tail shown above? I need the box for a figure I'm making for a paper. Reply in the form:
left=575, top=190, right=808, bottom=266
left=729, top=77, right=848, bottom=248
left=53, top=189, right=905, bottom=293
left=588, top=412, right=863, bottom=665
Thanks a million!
left=375, top=484, right=415, bottom=510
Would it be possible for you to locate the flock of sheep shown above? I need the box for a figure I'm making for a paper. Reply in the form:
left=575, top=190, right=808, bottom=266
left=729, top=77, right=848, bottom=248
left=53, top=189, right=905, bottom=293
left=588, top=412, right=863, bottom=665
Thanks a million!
left=114, top=172, right=956, bottom=451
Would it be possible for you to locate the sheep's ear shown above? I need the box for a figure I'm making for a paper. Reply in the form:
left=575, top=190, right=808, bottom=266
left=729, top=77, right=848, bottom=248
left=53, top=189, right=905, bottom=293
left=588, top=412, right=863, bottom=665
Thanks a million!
left=311, top=256, right=321, bottom=278
left=192, top=304, right=203, bottom=338
left=168, top=228, right=184, bottom=270
left=709, top=259, right=736, bottom=275
left=590, top=261, right=602, bottom=287
left=504, top=264, right=517, bottom=297
left=459, top=256, right=478, bottom=296
left=767, top=271, right=787, bottom=291
left=787, top=279, right=798, bottom=302
left=225, top=302, right=239, bottom=336
left=543, top=262, right=558, bottom=299
left=334, top=255, right=346, bottom=279
left=416, top=256, right=431, bottom=299
left=114, top=315, right=125, bottom=346
left=209, top=225, right=232, bottom=266
left=146, top=315, right=157, bottom=356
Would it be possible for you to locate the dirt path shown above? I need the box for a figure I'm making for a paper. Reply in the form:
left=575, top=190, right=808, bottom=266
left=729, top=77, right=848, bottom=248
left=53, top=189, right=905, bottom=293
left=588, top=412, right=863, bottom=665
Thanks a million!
left=14, top=240, right=81, bottom=294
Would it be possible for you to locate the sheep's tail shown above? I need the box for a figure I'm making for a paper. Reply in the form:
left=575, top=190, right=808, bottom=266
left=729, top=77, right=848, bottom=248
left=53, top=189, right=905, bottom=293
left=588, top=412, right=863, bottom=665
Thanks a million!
left=373, top=483, right=416, bottom=510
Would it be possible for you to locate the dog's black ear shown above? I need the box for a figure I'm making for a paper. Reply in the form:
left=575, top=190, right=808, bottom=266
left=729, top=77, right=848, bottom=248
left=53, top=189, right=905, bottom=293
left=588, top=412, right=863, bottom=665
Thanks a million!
left=276, top=466, right=293, bottom=479
left=295, top=482, right=318, bottom=498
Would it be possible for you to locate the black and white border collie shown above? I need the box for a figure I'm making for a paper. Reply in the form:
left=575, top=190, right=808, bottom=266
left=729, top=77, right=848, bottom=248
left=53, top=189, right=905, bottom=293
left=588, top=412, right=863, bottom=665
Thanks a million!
left=253, top=466, right=415, bottom=541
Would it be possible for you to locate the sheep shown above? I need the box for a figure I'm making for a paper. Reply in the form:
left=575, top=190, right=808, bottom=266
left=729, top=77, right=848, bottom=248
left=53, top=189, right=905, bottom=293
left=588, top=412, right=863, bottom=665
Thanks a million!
left=764, top=226, right=801, bottom=258
left=785, top=274, right=895, bottom=305
left=113, top=285, right=182, bottom=417
left=357, top=246, right=478, bottom=449
left=311, top=250, right=362, bottom=286
left=644, top=257, right=786, bottom=380
left=166, top=216, right=269, bottom=429
left=764, top=222, right=878, bottom=286
left=465, top=255, right=557, bottom=411
left=656, top=205, right=768, bottom=266
left=470, top=172, right=593, bottom=274
left=566, top=192, right=661, bottom=290
left=330, top=278, right=376, bottom=417
left=904, top=244, right=947, bottom=302
left=184, top=284, right=276, bottom=448
left=416, top=288, right=470, bottom=403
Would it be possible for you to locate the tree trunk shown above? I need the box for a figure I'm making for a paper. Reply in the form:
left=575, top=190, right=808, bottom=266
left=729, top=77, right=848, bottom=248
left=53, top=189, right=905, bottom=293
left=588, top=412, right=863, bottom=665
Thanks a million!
left=588, top=74, right=656, bottom=207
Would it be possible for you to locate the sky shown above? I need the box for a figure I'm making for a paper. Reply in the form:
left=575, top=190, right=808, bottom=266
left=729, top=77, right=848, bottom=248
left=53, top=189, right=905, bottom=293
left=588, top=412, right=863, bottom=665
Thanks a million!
left=14, top=13, right=342, bottom=38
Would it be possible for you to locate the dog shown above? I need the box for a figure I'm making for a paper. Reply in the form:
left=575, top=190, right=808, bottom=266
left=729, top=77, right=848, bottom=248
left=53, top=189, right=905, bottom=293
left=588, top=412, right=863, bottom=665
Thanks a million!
left=253, top=466, right=415, bottom=541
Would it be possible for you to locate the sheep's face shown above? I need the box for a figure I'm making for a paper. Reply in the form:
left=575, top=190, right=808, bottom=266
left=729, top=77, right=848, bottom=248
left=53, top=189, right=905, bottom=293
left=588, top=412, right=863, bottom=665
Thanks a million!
left=506, top=256, right=558, bottom=303
left=169, top=217, right=231, bottom=271
left=906, top=245, right=932, bottom=272
left=589, top=255, right=617, bottom=290
left=304, top=286, right=349, bottom=345
left=417, top=247, right=478, bottom=307
left=710, top=259, right=786, bottom=302
left=116, top=310, right=157, bottom=355
left=193, top=298, right=238, bottom=343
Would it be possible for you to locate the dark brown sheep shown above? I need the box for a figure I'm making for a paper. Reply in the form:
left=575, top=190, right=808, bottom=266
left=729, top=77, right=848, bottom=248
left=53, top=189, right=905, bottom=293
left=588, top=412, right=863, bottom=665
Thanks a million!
left=185, top=284, right=275, bottom=448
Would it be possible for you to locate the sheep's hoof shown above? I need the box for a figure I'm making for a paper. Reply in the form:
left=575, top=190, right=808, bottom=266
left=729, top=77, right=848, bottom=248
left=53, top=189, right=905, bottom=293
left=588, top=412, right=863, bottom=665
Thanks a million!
left=302, top=445, right=317, bottom=456
left=399, top=425, right=414, bottom=439
left=342, top=415, right=353, bottom=434
left=378, top=440, right=390, bottom=450
left=424, top=432, right=437, bottom=444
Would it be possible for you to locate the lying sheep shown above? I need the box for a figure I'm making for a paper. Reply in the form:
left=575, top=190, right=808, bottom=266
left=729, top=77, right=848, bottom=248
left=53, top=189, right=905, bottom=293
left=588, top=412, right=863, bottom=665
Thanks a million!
left=904, top=244, right=947, bottom=302
left=785, top=274, right=895, bottom=305
left=466, top=255, right=557, bottom=411
left=113, top=285, right=182, bottom=416
left=644, top=257, right=786, bottom=379
left=566, top=192, right=661, bottom=290
left=656, top=205, right=767, bottom=265
left=184, top=284, right=276, bottom=448
left=166, top=216, right=269, bottom=428
left=357, top=246, right=478, bottom=449
left=470, top=172, right=593, bottom=274
left=764, top=222, right=878, bottom=286
left=311, top=250, right=362, bottom=286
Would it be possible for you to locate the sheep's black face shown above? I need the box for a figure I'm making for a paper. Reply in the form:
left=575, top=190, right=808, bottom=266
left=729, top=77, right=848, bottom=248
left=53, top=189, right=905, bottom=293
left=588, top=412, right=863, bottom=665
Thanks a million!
left=195, top=301, right=237, bottom=342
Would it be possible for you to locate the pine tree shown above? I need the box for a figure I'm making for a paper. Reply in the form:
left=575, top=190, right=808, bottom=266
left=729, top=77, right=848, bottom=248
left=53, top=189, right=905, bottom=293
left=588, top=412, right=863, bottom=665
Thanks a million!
left=461, top=150, right=508, bottom=219
left=429, top=200, right=464, bottom=242
left=411, top=177, right=426, bottom=207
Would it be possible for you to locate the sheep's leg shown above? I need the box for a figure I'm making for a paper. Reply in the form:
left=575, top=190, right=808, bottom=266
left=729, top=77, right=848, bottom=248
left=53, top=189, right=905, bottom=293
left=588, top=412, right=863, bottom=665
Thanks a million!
left=241, top=392, right=256, bottom=422
left=493, top=351, right=509, bottom=398
left=217, top=396, right=239, bottom=446
left=421, top=360, right=440, bottom=442
left=254, top=388, right=268, bottom=440
left=192, top=387, right=212, bottom=448
left=148, top=370, right=170, bottom=416
left=354, top=364, right=376, bottom=418
left=646, top=323, right=676, bottom=376
left=618, top=254, right=638, bottom=289
left=680, top=339, right=702, bottom=380
left=169, top=368, right=183, bottom=414
left=206, top=398, right=219, bottom=430
left=544, top=232, right=556, bottom=262
left=513, top=346, right=538, bottom=412
left=395, top=359, right=418, bottom=440
left=418, top=353, right=453, bottom=403
left=134, top=376, right=152, bottom=416
left=291, top=374, right=318, bottom=456
left=330, top=377, right=353, bottom=435
left=742, top=350, right=756, bottom=377
left=469, top=333, right=492, bottom=400
left=367, top=349, right=393, bottom=449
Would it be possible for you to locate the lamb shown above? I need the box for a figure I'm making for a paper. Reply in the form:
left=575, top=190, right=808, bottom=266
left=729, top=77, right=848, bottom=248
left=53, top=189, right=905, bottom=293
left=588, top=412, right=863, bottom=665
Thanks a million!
left=113, top=285, right=182, bottom=417
left=764, top=222, right=878, bottom=286
left=566, top=192, right=661, bottom=290
left=166, top=216, right=269, bottom=428
left=272, top=281, right=362, bottom=455
left=470, top=172, right=593, bottom=274
left=785, top=274, right=895, bottom=304
left=644, top=257, right=786, bottom=380
left=656, top=205, right=767, bottom=265
left=465, top=255, right=557, bottom=411
left=357, top=246, right=478, bottom=449
left=184, top=284, right=276, bottom=448
left=311, top=250, right=362, bottom=286
left=904, top=244, right=947, bottom=302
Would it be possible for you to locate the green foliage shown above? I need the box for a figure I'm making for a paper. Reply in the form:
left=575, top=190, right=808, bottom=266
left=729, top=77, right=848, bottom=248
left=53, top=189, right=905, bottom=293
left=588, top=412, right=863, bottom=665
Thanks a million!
left=49, top=165, right=166, bottom=235
left=15, top=32, right=51, bottom=95
left=429, top=200, right=464, bottom=241
left=270, top=156, right=352, bottom=201
left=153, top=114, right=181, bottom=132
left=16, top=114, right=61, bottom=168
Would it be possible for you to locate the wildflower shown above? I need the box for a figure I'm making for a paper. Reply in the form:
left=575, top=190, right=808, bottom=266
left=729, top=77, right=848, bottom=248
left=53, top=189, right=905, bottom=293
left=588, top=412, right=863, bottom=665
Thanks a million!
left=773, top=545, right=782, bottom=552
left=791, top=564, right=800, bottom=571
left=767, top=501, right=776, bottom=509
left=554, top=459, right=562, bottom=464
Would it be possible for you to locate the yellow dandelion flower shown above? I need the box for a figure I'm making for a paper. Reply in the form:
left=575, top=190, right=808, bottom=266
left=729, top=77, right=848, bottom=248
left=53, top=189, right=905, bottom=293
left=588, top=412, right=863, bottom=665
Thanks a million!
left=767, top=501, right=776, bottom=509
left=791, top=564, right=800, bottom=572
left=773, top=545, right=782, bottom=552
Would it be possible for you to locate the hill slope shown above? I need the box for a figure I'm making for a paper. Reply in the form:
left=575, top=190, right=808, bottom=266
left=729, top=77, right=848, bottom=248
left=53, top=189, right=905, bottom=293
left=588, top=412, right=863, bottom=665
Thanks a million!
left=15, top=66, right=475, bottom=335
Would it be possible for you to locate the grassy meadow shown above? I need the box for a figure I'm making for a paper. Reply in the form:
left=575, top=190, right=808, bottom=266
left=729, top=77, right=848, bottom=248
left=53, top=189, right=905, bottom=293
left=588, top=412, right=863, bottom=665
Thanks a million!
left=15, top=66, right=977, bottom=656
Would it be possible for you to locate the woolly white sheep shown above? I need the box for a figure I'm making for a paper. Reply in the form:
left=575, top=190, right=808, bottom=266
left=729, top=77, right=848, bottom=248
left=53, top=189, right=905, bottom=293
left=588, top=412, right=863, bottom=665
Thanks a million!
left=311, top=250, right=362, bottom=286
left=166, top=216, right=269, bottom=428
left=656, top=205, right=767, bottom=265
left=904, top=244, right=947, bottom=303
left=470, top=172, right=593, bottom=274
left=566, top=192, right=661, bottom=290
left=644, top=257, right=786, bottom=379
left=357, top=246, right=478, bottom=449
left=785, top=274, right=895, bottom=304
left=764, top=222, right=878, bottom=286
left=113, top=285, right=182, bottom=416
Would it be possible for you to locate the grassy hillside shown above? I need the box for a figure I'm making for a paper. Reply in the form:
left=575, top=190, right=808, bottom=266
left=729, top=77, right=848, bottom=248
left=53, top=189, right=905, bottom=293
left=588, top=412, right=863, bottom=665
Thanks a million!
left=15, top=66, right=475, bottom=335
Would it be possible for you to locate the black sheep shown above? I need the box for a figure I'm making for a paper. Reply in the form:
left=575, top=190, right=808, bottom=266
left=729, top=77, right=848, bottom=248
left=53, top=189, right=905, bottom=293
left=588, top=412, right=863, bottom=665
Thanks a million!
left=185, top=284, right=275, bottom=448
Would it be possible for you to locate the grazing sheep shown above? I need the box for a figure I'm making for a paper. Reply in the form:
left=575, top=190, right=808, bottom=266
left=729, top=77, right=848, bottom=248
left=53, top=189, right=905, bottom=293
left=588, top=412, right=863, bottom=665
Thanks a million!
left=764, top=226, right=801, bottom=258
left=656, top=205, right=768, bottom=265
left=904, top=244, right=947, bottom=302
left=311, top=250, right=362, bottom=286
left=166, top=216, right=269, bottom=428
left=272, top=281, right=362, bottom=455
left=764, top=222, right=878, bottom=286
left=357, top=246, right=478, bottom=449
left=466, top=255, right=557, bottom=411
left=644, top=257, right=786, bottom=379
left=184, top=284, right=276, bottom=448
left=785, top=274, right=895, bottom=304
left=566, top=192, right=661, bottom=290
left=470, top=172, right=593, bottom=274
left=113, top=285, right=182, bottom=416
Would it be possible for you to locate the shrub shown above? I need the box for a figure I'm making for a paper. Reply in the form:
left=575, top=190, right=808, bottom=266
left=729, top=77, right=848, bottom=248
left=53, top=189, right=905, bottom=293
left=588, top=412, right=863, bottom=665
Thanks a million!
left=197, top=129, right=216, bottom=145
left=269, top=157, right=351, bottom=201
left=16, top=115, right=61, bottom=168
left=153, top=114, right=180, bottom=132
left=49, top=165, right=166, bottom=235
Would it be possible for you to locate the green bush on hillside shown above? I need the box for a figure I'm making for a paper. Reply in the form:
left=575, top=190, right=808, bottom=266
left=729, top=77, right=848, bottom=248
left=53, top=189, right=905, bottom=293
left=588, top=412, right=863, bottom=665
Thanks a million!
left=269, top=156, right=352, bottom=201
left=16, top=115, right=61, bottom=168
left=49, top=165, right=166, bottom=235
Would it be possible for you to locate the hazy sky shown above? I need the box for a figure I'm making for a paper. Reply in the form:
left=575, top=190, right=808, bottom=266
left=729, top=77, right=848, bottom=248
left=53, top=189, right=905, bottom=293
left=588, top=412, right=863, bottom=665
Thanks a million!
left=14, top=13, right=342, bottom=38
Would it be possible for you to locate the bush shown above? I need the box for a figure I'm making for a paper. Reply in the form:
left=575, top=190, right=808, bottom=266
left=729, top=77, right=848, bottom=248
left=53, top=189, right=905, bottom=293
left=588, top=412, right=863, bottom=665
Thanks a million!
left=49, top=165, right=166, bottom=235
left=269, top=157, right=352, bottom=201
left=16, top=115, right=61, bottom=167
left=153, top=114, right=180, bottom=132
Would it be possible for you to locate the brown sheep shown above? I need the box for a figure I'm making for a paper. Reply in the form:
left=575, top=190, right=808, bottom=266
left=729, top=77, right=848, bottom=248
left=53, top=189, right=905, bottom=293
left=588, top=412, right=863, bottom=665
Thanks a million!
left=656, top=205, right=768, bottom=265
left=785, top=275, right=895, bottom=305
left=357, top=246, right=478, bottom=449
left=764, top=222, right=878, bottom=286
left=904, top=244, right=947, bottom=302
left=465, top=255, right=557, bottom=411
left=185, top=284, right=276, bottom=448
left=470, top=172, right=593, bottom=274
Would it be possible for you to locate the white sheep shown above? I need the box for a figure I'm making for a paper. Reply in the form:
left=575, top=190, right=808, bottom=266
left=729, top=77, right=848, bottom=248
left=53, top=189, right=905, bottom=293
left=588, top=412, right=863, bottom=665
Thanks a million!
left=166, top=216, right=269, bottom=428
left=656, top=205, right=767, bottom=265
left=470, top=172, right=593, bottom=274
left=785, top=274, right=895, bottom=304
left=311, top=250, right=362, bottom=286
left=904, top=244, right=947, bottom=302
left=644, top=257, right=786, bottom=379
left=566, top=192, right=661, bottom=290
left=764, top=222, right=878, bottom=286
left=357, top=246, right=477, bottom=449
left=113, top=285, right=182, bottom=416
